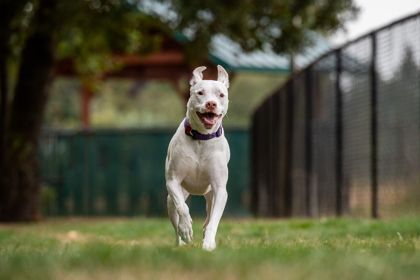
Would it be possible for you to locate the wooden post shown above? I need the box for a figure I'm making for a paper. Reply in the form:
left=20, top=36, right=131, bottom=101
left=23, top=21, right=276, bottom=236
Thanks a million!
left=81, top=84, right=92, bottom=129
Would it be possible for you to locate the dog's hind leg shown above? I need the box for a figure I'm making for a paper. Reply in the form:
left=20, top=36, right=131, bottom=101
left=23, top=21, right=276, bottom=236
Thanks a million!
left=167, top=190, right=190, bottom=246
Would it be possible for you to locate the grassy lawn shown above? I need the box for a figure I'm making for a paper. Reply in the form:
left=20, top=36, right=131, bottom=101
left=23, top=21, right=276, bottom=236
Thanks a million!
left=1, top=217, right=419, bottom=279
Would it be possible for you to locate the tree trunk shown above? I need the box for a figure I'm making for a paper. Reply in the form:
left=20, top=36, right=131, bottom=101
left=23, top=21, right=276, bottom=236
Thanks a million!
left=0, top=1, right=27, bottom=219
left=0, top=52, right=8, bottom=211
left=0, top=53, right=7, bottom=177
left=0, top=0, right=57, bottom=222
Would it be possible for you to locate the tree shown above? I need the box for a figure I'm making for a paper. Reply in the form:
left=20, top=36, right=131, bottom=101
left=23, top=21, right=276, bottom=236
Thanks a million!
left=0, top=0, right=169, bottom=221
left=0, top=0, right=59, bottom=221
left=0, top=0, right=358, bottom=221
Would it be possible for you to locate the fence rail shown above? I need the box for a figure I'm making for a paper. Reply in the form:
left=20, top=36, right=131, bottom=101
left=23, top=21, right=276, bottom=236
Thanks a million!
left=251, top=11, right=420, bottom=218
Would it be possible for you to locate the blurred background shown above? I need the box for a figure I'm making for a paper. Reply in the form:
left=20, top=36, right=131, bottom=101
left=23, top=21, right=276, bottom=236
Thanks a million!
left=0, top=0, right=419, bottom=221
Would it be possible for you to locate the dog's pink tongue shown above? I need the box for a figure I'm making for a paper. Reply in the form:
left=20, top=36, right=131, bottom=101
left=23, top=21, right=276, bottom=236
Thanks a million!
left=203, top=115, right=218, bottom=125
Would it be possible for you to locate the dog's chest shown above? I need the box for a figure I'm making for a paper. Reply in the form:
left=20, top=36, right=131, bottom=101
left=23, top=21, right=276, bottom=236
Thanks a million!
left=184, top=140, right=213, bottom=174
left=179, top=140, right=219, bottom=194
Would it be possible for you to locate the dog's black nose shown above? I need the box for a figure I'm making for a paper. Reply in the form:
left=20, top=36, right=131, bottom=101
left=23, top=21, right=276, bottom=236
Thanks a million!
left=206, top=101, right=217, bottom=110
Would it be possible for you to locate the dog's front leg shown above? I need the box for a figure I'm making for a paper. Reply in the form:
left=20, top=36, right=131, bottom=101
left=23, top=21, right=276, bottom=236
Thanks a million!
left=202, top=182, right=228, bottom=251
left=166, top=179, right=193, bottom=244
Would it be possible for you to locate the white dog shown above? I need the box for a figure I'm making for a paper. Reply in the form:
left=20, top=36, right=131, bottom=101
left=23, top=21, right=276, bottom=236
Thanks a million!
left=165, top=65, right=230, bottom=251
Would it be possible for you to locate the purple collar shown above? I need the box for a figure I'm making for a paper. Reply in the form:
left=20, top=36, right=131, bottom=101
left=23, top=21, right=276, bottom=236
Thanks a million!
left=184, top=118, right=223, bottom=140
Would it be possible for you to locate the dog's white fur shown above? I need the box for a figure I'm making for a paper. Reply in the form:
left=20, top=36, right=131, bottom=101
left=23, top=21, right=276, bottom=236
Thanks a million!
left=165, top=65, right=230, bottom=251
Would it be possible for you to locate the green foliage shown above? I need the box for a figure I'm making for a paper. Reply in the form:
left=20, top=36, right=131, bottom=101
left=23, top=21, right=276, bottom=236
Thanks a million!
left=0, top=218, right=419, bottom=279
left=167, top=0, right=359, bottom=60
left=55, top=1, right=171, bottom=75
left=2, top=0, right=359, bottom=73
left=45, top=78, right=81, bottom=128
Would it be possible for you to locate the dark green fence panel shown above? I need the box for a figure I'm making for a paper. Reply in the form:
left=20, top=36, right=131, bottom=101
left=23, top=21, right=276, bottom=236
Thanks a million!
left=40, top=128, right=250, bottom=217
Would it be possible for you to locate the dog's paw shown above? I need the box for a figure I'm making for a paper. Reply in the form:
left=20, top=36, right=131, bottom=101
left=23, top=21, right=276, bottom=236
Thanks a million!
left=178, top=214, right=193, bottom=244
left=176, top=236, right=187, bottom=246
left=202, top=239, right=216, bottom=251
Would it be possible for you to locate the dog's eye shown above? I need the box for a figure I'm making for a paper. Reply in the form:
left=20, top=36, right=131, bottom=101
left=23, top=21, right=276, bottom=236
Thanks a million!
left=197, top=91, right=204, bottom=95
left=220, top=93, right=225, bottom=98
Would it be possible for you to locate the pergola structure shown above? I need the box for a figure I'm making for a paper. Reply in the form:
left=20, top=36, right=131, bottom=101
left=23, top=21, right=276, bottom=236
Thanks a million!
left=54, top=33, right=330, bottom=128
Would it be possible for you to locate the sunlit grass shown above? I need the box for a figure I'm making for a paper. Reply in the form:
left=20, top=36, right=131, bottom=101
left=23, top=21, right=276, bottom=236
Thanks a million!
left=0, top=217, right=419, bottom=279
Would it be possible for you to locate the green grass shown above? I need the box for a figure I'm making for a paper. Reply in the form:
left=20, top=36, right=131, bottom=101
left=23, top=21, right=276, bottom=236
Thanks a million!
left=1, top=217, right=419, bottom=279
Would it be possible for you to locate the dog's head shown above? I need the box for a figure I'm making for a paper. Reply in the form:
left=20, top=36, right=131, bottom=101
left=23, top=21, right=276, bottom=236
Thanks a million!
left=187, top=65, right=229, bottom=132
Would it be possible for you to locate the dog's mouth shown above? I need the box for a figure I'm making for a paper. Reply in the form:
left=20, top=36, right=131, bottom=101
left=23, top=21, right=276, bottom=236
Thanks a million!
left=196, top=111, right=222, bottom=129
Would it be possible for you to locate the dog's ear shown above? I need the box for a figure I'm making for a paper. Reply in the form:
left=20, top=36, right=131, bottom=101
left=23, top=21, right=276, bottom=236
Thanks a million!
left=217, top=65, right=229, bottom=89
left=190, top=66, right=206, bottom=86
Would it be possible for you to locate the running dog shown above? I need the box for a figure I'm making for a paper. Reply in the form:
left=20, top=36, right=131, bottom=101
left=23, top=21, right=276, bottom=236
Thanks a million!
left=165, top=65, right=230, bottom=251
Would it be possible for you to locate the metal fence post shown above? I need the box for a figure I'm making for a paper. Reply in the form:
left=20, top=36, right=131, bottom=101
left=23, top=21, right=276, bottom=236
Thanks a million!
left=335, top=50, right=343, bottom=216
left=305, top=68, right=313, bottom=216
left=271, top=93, right=281, bottom=216
left=268, top=97, right=275, bottom=216
left=370, top=32, right=379, bottom=218
left=250, top=112, right=259, bottom=215
left=285, top=80, right=294, bottom=216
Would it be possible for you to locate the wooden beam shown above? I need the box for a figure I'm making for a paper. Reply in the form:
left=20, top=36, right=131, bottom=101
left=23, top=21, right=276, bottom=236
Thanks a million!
left=104, top=64, right=190, bottom=80
left=54, top=51, right=191, bottom=78
left=112, top=51, right=185, bottom=65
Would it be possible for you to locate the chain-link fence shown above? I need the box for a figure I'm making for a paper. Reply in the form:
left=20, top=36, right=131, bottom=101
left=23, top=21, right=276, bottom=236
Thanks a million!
left=251, top=12, right=420, bottom=218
